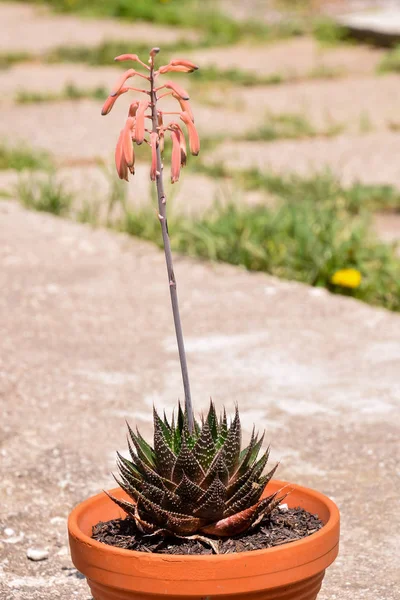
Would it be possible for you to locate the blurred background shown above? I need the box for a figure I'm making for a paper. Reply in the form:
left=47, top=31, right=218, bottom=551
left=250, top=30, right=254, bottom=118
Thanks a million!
left=0, top=0, right=399, bottom=310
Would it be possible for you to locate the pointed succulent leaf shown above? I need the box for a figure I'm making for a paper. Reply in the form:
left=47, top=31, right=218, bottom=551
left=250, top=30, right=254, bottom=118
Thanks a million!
left=221, top=405, right=241, bottom=475
left=192, top=420, right=216, bottom=470
left=237, top=427, right=256, bottom=472
left=247, top=432, right=265, bottom=468
left=226, top=447, right=271, bottom=499
left=104, top=490, right=137, bottom=518
left=141, top=481, right=166, bottom=505
left=200, top=494, right=278, bottom=537
left=252, top=446, right=271, bottom=479
left=216, top=407, right=228, bottom=448
left=161, top=487, right=192, bottom=515
left=116, top=451, right=141, bottom=480
left=133, top=455, right=176, bottom=491
left=207, top=400, right=218, bottom=442
left=249, top=491, right=289, bottom=530
left=165, top=513, right=203, bottom=535
left=136, top=491, right=201, bottom=534
left=127, top=421, right=155, bottom=467
left=224, top=478, right=266, bottom=518
left=258, top=463, right=279, bottom=491
left=171, top=434, right=204, bottom=484
left=154, top=407, right=173, bottom=448
left=112, top=474, right=140, bottom=502
left=163, top=410, right=172, bottom=430
left=194, top=476, right=226, bottom=520
left=194, top=417, right=201, bottom=436
left=154, top=423, right=177, bottom=480
left=201, top=448, right=229, bottom=488
left=174, top=472, right=204, bottom=503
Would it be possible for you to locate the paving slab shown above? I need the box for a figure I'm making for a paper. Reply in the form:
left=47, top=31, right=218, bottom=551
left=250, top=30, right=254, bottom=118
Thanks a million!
left=0, top=2, right=197, bottom=54
left=0, top=97, right=253, bottom=161
left=210, top=132, right=400, bottom=189
left=0, top=201, right=399, bottom=599
left=186, top=37, right=383, bottom=79
left=338, top=8, right=400, bottom=45
left=0, top=64, right=119, bottom=99
left=234, top=74, right=400, bottom=134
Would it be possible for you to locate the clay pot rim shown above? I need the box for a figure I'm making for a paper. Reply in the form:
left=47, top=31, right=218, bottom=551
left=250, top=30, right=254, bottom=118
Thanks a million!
left=68, top=478, right=339, bottom=562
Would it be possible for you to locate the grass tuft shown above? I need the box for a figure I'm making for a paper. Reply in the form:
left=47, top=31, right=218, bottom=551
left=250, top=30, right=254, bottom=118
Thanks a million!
left=239, top=113, right=343, bottom=142
left=15, top=83, right=108, bottom=104
left=13, top=167, right=399, bottom=311
left=377, top=45, right=400, bottom=73
left=0, top=51, right=31, bottom=69
left=16, top=0, right=305, bottom=47
left=0, top=144, right=52, bottom=171
left=16, top=176, right=72, bottom=216
left=312, top=18, right=351, bottom=45
left=118, top=196, right=400, bottom=312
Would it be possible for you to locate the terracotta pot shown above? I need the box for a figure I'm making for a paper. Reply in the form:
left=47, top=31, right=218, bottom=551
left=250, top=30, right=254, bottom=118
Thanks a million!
left=68, top=479, right=340, bottom=600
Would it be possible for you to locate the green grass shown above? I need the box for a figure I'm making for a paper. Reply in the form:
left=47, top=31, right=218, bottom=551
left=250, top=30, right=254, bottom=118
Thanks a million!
left=0, top=144, right=52, bottom=171
left=0, top=51, right=31, bottom=69
left=190, top=164, right=400, bottom=215
left=17, top=0, right=305, bottom=47
left=16, top=176, right=72, bottom=216
left=45, top=40, right=181, bottom=66
left=119, top=195, right=400, bottom=312
left=239, top=113, right=343, bottom=142
left=312, top=18, right=351, bottom=45
left=377, top=45, right=400, bottom=73
left=14, top=167, right=400, bottom=311
left=15, top=83, right=108, bottom=104
left=190, top=66, right=285, bottom=87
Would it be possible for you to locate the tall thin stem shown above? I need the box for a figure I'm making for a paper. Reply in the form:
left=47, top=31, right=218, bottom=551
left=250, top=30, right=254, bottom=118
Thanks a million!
left=149, top=56, right=194, bottom=432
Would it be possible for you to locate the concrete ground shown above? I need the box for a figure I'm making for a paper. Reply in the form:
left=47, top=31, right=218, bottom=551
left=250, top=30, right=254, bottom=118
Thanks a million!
left=0, top=201, right=399, bottom=600
left=0, top=2, right=399, bottom=598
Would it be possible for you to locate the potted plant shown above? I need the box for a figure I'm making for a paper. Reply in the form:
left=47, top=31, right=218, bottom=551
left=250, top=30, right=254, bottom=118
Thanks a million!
left=68, top=47, right=340, bottom=600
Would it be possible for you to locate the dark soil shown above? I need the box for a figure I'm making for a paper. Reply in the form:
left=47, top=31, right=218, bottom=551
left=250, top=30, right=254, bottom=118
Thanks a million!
left=92, top=507, right=323, bottom=555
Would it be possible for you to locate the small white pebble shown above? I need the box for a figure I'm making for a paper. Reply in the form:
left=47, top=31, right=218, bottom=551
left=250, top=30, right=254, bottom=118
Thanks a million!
left=27, top=548, right=49, bottom=561
left=309, top=288, right=326, bottom=297
left=3, top=532, right=24, bottom=544
left=4, top=528, right=14, bottom=537
left=278, top=503, right=289, bottom=512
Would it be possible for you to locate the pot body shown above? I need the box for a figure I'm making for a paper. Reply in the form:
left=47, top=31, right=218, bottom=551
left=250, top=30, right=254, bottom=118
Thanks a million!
left=68, top=480, right=340, bottom=600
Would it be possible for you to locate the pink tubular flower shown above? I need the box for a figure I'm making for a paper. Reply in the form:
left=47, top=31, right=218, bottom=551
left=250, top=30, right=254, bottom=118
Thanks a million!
left=163, top=80, right=190, bottom=101
left=115, top=129, right=128, bottom=181
left=170, top=130, right=181, bottom=183
left=101, top=87, right=129, bottom=116
left=134, top=100, right=150, bottom=145
left=180, top=111, right=200, bottom=156
left=159, top=59, right=199, bottom=74
left=122, top=117, right=135, bottom=170
left=128, top=101, right=140, bottom=117
left=150, top=132, right=158, bottom=181
left=114, top=54, right=149, bottom=70
left=111, top=69, right=141, bottom=96
left=170, top=123, right=187, bottom=166
left=114, top=53, right=140, bottom=63
left=172, top=92, right=194, bottom=123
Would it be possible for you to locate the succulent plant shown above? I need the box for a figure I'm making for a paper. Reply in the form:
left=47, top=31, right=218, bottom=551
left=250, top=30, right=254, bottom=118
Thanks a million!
left=108, top=401, right=285, bottom=542
left=102, top=49, right=285, bottom=549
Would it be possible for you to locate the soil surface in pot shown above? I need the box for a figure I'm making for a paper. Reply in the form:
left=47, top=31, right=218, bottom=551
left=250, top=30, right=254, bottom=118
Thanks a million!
left=92, top=506, right=323, bottom=555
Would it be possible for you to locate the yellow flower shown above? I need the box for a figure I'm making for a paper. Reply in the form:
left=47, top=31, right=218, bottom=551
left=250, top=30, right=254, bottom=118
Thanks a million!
left=331, top=268, right=362, bottom=289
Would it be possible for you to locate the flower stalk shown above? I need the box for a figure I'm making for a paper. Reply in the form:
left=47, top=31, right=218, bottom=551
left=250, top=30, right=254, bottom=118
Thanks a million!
left=149, top=50, right=194, bottom=432
left=101, top=47, right=200, bottom=432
